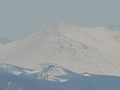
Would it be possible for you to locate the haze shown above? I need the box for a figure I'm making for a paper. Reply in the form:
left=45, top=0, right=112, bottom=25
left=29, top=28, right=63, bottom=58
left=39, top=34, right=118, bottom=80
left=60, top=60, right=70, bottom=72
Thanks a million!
left=0, top=0, right=120, bottom=40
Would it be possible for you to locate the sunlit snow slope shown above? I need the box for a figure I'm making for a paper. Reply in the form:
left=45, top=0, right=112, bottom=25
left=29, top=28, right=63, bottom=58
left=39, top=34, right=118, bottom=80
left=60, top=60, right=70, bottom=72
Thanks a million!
left=0, top=24, right=120, bottom=76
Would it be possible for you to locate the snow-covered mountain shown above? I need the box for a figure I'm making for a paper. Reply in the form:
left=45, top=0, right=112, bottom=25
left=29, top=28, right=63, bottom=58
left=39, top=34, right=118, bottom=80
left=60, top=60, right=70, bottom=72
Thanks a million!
left=0, top=24, right=120, bottom=76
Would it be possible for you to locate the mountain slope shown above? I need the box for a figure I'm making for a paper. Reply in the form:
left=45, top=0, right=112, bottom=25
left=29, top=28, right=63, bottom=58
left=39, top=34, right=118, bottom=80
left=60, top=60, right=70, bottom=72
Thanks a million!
left=0, top=24, right=120, bottom=76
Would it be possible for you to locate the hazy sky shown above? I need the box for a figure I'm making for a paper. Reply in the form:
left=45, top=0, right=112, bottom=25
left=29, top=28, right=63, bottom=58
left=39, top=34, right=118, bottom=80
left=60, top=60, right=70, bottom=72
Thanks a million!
left=0, top=0, right=120, bottom=40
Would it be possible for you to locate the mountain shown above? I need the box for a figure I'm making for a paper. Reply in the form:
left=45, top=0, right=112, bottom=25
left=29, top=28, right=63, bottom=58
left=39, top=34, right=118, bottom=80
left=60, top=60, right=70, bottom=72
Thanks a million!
left=0, top=64, right=120, bottom=90
left=0, top=37, right=12, bottom=44
left=0, top=24, right=120, bottom=89
left=29, top=63, right=79, bottom=82
left=0, top=24, right=120, bottom=76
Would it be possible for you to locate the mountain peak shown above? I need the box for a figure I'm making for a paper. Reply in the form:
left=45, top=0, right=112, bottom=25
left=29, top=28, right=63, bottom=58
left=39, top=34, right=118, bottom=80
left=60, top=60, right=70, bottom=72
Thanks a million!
left=33, top=63, right=74, bottom=82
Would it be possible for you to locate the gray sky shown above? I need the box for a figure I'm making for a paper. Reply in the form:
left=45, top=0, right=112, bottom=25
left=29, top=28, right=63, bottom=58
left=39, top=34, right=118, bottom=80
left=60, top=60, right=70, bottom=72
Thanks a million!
left=0, top=0, right=120, bottom=40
